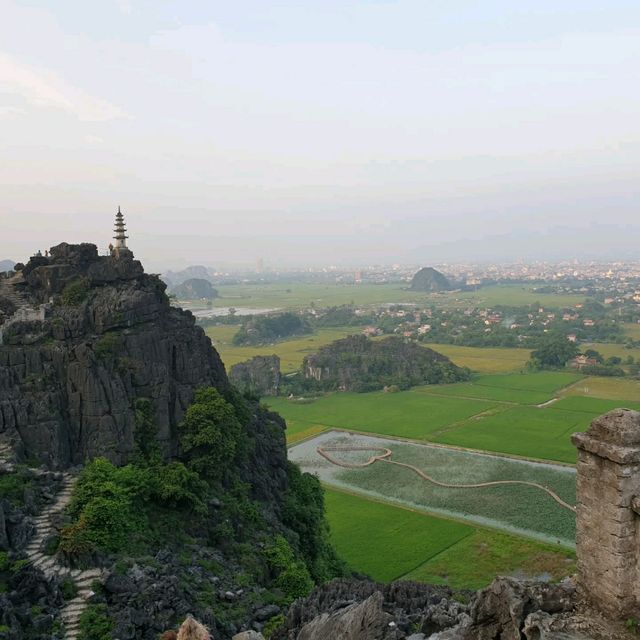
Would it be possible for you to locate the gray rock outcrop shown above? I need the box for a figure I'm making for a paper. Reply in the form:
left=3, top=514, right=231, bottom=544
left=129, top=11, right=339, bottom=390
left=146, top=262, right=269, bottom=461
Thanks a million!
left=0, top=243, right=229, bottom=468
left=230, top=355, right=281, bottom=397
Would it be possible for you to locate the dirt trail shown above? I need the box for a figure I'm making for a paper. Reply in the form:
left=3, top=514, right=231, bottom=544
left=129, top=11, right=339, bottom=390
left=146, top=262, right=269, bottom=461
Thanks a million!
left=317, top=445, right=576, bottom=513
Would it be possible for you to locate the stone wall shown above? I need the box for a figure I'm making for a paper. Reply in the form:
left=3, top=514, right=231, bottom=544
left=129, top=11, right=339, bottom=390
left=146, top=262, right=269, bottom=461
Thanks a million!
left=572, top=408, right=640, bottom=619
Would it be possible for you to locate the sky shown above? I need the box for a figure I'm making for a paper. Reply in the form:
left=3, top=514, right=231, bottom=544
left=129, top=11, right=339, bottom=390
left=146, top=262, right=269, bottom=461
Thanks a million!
left=1, top=0, right=639, bottom=269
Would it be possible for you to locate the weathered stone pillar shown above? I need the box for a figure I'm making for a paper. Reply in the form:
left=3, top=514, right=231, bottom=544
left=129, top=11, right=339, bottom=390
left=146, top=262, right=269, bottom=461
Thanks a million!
left=571, top=408, right=640, bottom=618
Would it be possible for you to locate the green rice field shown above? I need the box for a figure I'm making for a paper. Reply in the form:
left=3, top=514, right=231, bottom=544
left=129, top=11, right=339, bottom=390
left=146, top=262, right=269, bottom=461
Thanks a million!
left=424, top=344, right=531, bottom=373
left=563, top=376, right=640, bottom=402
left=421, top=372, right=581, bottom=405
left=269, top=392, right=499, bottom=441
left=325, top=489, right=576, bottom=588
left=195, top=282, right=586, bottom=312
left=276, top=371, right=637, bottom=462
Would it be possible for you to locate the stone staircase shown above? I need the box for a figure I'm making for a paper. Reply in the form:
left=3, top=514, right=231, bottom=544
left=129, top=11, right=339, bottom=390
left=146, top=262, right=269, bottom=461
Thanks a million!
left=0, top=437, right=16, bottom=473
left=0, top=273, right=28, bottom=308
left=24, top=473, right=105, bottom=640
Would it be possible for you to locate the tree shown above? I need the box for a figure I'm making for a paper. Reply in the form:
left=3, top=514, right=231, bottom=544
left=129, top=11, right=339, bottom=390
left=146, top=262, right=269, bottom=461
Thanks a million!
left=584, top=349, right=604, bottom=364
left=178, top=387, right=244, bottom=480
left=529, top=335, right=579, bottom=369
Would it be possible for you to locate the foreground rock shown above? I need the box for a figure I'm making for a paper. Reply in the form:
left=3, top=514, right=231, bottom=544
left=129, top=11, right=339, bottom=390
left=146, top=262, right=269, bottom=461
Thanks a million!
left=274, top=576, right=636, bottom=640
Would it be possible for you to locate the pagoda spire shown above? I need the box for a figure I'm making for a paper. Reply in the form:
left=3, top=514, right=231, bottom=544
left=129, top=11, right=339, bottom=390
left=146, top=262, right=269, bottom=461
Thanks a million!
left=112, top=206, right=132, bottom=258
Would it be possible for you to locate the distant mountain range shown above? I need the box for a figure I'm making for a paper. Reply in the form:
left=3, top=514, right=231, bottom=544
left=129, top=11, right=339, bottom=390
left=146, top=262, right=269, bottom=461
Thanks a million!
left=162, top=265, right=215, bottom=287
left=169, top=278, right=219, bottom=300
left=0, top=259, right=16, bottom=273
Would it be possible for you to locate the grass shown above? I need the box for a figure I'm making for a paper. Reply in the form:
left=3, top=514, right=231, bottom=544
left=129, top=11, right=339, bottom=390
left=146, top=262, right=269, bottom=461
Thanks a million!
left=421, top=372, right=582, bottom=405
left=277, top=371, right=588, bottom=456
left=405, top=529, right=576, bottom=590
left=424, top=344, right=531, bottom=373
left=433, top=395, right=640, bottom=464
left=549, top=395, right=640, bottom=415
left=286, top=423, right=328, bottom=445
left=325, top=488, right=473, bottom=582
left=207, top=283, right=425, bottom=310
left=580, top=341, right=640, bottom=364
left=192, top=282, right=586, bottom=312
left=447, top=284, right=586, bottom=308
left=563, top=376, right=640, bottom=402
left=623, top=323, right=640, bottom=340
left=269, top=392, right=498, bottom=441
left=432, top=405, right=583, bottom=463
left=324, top=488, right=575, bottom=588
left=206, top=326, right=359, bottom=372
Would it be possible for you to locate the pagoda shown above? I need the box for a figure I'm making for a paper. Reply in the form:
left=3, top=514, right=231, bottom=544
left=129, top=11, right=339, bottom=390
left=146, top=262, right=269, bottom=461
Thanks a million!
left=111, top=206, right=132, bottom=258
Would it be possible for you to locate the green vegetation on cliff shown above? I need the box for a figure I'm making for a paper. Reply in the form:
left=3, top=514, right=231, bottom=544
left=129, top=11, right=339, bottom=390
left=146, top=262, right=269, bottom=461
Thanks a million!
left=60, top=387, right=344, bottom=629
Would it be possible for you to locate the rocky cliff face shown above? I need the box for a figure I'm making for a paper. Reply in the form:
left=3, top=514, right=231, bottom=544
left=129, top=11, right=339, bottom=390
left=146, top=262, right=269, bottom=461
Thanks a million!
left=302, top=335, right=468, bottom=392
left=230, top=356, right=281, bottom=397
left=0, top=243, right=229, bottom=469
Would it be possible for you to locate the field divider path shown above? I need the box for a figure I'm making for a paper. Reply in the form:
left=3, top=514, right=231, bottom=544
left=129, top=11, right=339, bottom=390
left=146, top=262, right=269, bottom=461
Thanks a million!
left=317, top=445, right=576, bottom=514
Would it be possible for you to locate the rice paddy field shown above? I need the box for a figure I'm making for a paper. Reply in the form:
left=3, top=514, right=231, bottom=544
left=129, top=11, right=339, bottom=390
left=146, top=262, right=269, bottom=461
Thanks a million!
left=207, top=323, right=533, bottom=375
left=562, top=376, right=640, bottom=402
left=273, top=371, right=622, bottom=462
left=325, top=489, right=575, bottom=588
left=423, top=344, right=531, bottom=373
left=206, top=325, right=358, bottom=372
left=291, top=431, right=576, bottom=545
left=623, top=323, right=640, bottom=340
left=195, top=282, right=586, bottom=312
left=270, top=392, right=500, bottom=441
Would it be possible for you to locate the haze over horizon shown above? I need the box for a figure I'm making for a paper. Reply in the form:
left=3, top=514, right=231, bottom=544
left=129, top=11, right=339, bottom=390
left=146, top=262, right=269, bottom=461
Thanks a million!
left=1, top=1, right=639, bottom=269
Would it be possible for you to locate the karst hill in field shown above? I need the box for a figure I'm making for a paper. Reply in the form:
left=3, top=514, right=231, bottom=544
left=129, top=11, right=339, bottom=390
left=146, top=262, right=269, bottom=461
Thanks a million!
left=409, top=267, right=452, bottom=292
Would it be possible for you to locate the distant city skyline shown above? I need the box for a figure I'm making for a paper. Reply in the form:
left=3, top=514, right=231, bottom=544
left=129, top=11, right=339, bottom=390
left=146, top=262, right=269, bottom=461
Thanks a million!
left=1, top=1, right=639, bottom=268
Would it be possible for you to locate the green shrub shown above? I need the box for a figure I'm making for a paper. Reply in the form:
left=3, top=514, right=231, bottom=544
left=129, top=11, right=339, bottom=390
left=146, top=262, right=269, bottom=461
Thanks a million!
left=93, top=332, right=122, bottom=361
left=78, top=604, right=113, bottom=640
left=264, top=535, right=295, bottom=572
left=178, top=387, right=244, bottom=480
left=0, top=471, right=31, bottom=507
left=44, top=535, right=59, bottom=556
left=275, top=562, right=314, bottom=600
left=264, top=535, right=314, bottom=601
left=61, top=279, right=89, bottom=306
left=10, top=559, right=29, bottom=574
left=59, top=518, right=94, bottom=555
left=283, top=462, right=345, bottom=582
left=0, top=552, right=9, bottom=572
left=61, top=577, right=78, bottom=600
left=263, top=614, right=286, bottom=639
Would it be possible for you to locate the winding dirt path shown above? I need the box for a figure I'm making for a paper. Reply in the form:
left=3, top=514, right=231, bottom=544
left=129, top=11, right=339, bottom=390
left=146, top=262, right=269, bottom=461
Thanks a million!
left=317, top=445, right=576, bottom=513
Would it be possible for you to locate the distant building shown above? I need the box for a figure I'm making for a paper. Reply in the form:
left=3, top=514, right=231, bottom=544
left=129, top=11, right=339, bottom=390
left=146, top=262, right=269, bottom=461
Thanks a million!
left=567, top=334, right=577, bottom=342
left=570, top=355, right=598, bottom=370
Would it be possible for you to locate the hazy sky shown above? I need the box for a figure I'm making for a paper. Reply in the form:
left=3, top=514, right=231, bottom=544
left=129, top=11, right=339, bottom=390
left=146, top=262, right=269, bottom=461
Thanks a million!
left=1, top=1, right=639, bottom=268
